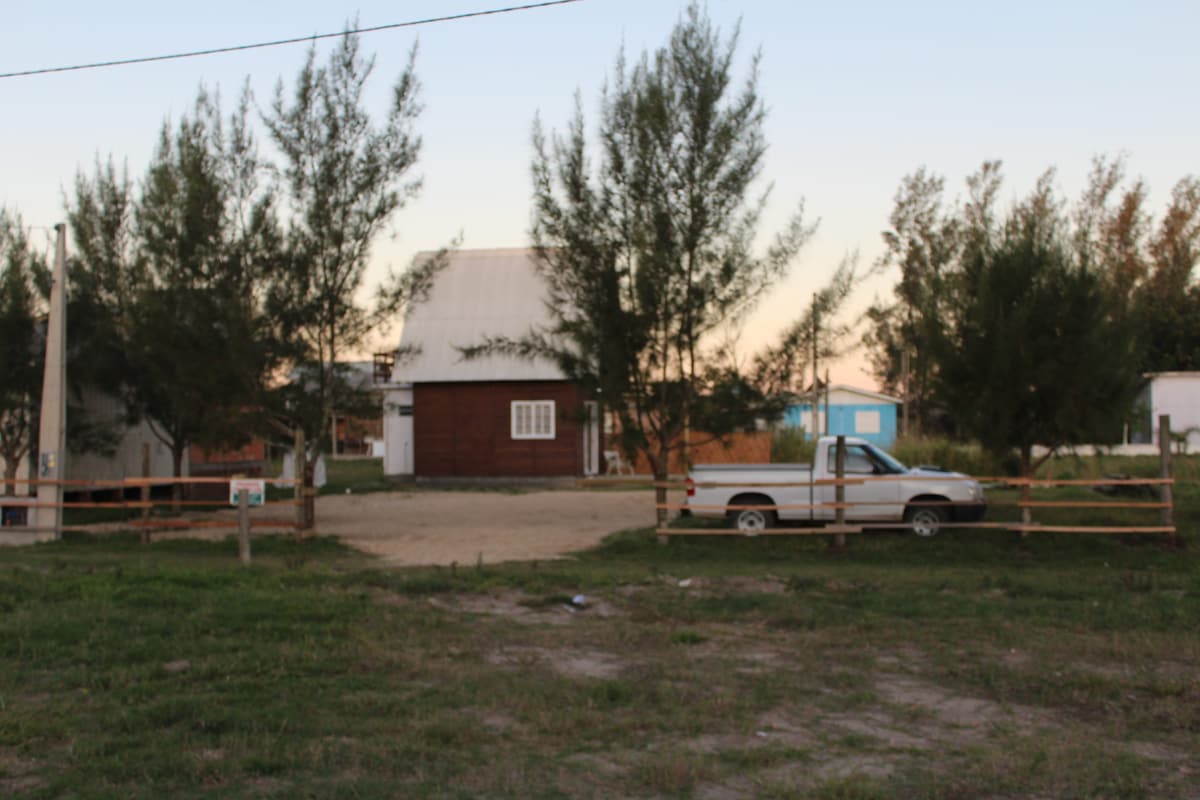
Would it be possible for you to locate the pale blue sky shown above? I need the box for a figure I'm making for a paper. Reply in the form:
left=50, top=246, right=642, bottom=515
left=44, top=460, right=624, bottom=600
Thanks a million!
left=3, top=1, right=1197, bottom=384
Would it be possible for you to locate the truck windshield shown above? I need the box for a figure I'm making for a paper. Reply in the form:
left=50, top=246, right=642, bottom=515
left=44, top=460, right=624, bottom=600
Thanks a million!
left=865, top=444, right=908, bottom=474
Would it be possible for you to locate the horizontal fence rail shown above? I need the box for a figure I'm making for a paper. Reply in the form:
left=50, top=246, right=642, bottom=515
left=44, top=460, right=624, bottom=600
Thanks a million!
left=657, top=473, right=1176, bottom=541
left=1, top=474, right=305, bottom=541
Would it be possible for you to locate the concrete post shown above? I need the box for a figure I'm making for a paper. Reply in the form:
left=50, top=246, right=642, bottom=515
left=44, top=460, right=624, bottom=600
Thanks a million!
left=34, top=224, right=68, bottom=541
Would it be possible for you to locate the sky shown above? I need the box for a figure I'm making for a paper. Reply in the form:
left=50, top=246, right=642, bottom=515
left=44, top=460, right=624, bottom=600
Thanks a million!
left=3, top=0, right=1198, bottom=388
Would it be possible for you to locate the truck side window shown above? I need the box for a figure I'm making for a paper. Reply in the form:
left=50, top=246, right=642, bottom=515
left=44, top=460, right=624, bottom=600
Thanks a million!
left=828, top=445, right=877, bottom=474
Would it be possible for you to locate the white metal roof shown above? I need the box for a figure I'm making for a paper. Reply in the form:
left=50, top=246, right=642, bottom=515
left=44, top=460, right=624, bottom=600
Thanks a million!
left=390, top=248, right=566, bottom=383
left=794, top=384, right=902, bottom=406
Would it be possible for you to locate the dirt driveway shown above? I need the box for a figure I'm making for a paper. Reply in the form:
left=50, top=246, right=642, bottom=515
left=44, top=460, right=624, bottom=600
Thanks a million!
left=309, top=488, right=656, bottom=566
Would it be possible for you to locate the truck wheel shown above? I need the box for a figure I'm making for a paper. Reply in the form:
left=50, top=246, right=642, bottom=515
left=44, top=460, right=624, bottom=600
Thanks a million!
left=904, top=504, right=947, bottom=537
left=728, top=498, right=776, bottom=535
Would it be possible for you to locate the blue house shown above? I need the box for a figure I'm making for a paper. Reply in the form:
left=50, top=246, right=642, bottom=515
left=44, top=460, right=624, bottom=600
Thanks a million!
left=784, top=385, right=901, bottom=449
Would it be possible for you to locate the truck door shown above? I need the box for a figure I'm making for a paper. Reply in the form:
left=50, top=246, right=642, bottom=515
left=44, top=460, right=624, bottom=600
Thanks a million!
left=816, top=443, right=901, bottom=520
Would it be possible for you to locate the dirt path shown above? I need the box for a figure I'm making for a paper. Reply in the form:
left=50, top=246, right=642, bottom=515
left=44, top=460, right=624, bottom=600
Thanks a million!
left=309, top=489, right=655, bottom=566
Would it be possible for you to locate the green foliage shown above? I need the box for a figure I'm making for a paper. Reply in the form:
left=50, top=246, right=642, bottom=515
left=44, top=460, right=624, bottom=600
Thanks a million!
left=66, top=89, right=279, bottom=488
left=0, top=208, right=46, bottom=491
left=263, top=31, right=427, bottom=449
left=771, top=427, right=816, bottom=464
left=868, top=157, right=1200, bottom=443
left=753, top=254, right=876, bottom=402
left=262, top=30, right=450, bottom=528
left=888, top=436, right=1010, bottom=476
left=940, top=171, right=1143, bottom=472
left=862, top=167, right=962, bottom=434
left=1133, top=176, right=1200, bottom=372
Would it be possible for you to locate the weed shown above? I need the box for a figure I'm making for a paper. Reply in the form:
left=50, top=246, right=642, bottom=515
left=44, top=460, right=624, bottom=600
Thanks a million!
left=669, top=629, right=707, bottom=645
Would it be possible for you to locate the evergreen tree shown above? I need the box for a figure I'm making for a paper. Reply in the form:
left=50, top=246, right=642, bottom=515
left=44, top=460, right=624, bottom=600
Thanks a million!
left=464, top=3, right=812, bottom=522
left=939, top=171, right=1142, bottom=475
left=863, top=168, right=960, bottom=435
left=130, top=89, right=267, bottom=495
left=1137, top=177, right=1200, bottom=371
left=263, top=30, right=443, bottom=527
left=0, top=210, right=47, bottom=494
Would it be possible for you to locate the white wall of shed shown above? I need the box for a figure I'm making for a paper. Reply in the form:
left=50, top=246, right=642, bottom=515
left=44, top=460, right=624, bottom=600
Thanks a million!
left=1151, top=374, right=1200, bottom=448
left=383, top=386, right=414, bottom=477
left=66, top=387, right=182, bottom=482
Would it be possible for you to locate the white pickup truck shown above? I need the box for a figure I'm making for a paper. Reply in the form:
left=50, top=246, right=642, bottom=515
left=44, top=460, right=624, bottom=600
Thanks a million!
left=684, top=436, right=985, bottom=536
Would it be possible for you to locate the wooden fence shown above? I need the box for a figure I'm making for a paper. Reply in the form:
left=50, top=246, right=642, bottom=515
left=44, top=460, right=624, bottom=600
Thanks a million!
left=0, top=475, right=306, bottom=542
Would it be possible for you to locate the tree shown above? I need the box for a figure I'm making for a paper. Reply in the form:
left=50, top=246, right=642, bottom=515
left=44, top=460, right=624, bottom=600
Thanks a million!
left=938, top=170, right=1143, bottom=476
left=65, top=92, right=280, bottom=508
left=752, top=253, right=869, bottom=405
left=863, top=167, right=962, bottom=436
left=67, top=159, right=139, bottom=393
left=263, top=30, right=442, bottom=527
left=1136, top=176, right=1200, bottom=371
left=129, top=89, right=273, bottom=498
left=0, top=210, right=47, bottom=494
left=465, top=3, right=812, bottom=523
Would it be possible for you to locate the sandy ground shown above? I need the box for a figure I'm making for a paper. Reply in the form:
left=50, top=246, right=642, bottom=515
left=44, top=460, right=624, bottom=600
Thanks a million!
left=291, top=489, right=657, bottom=566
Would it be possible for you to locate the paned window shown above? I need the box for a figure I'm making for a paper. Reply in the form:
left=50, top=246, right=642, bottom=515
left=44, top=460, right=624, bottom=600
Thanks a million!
left=511, top=400, right=556, bottom=440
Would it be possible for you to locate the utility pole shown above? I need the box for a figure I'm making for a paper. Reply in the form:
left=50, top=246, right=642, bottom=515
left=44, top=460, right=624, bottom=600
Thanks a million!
left=35, top=224, right=68, bottom=541
left=901, top=349, right=910, bottom=438
left=824, top=368, right=831, bottom=435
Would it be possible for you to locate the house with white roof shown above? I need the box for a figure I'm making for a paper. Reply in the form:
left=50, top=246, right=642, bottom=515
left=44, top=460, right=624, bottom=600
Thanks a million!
left=379, top=248, right=601, bottom=479
left=785, top=385, right=902, bottom=449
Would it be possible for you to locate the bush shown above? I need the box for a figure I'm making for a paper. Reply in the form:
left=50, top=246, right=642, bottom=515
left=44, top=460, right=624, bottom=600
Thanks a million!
left=889, top=436, right=1009, bottom=476
left=771, top=427, right=815, bottom=464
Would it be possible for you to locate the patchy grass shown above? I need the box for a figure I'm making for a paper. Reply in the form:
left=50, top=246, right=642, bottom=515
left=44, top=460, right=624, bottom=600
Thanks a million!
left=1, top=516, right=1198, bottom=799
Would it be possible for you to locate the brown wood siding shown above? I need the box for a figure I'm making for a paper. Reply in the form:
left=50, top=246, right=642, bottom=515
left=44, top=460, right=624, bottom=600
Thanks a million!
left=414, top=382, right=584, bottom=477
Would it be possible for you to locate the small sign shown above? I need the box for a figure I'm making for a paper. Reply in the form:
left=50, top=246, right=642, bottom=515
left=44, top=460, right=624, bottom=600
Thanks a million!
left=229, top=478, right=266, bottom=507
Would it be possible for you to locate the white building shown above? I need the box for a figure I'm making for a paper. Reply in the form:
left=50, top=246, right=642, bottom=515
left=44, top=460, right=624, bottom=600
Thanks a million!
left=1128, top=372, right=1200, bottom=451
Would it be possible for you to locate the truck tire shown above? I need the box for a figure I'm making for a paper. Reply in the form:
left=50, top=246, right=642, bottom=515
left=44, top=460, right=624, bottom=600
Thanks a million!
left=904, top=503, right=947, bottom=537
left=727, top=495, right=777, bottom=535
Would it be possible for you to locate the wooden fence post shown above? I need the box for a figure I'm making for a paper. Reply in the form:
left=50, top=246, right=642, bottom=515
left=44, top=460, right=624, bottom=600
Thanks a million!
left=238, top=488, right=251, bottom=565
left=1159, top=415, right=1176, bottom=546
left=140, top=442, right=151, bottom=545
left=833, top=435, right=846, bottom=550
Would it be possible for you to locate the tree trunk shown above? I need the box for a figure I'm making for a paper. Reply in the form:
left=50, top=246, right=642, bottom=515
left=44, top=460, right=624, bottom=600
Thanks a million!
left=1019, top=444, right=1033, bottom=537
left=2, top=456, right=18, bottom=497
left=303, top=455, right=316, bottom=531
left=649, top=444, right=671, bottom=529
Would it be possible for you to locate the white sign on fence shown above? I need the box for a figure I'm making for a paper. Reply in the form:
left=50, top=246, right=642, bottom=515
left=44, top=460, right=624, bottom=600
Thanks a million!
left=229, top=478, right=266, bottom=507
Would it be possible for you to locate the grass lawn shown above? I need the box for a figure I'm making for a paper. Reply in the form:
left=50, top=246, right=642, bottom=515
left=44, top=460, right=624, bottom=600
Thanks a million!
left=2, top=456, right=1198, bottom=798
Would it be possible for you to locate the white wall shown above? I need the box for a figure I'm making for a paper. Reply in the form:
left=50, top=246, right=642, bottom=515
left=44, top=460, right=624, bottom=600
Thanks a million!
left=1150, top=374, right=1200, bottom=449
left=66, top=387, right=182, bottom=482
left=382, top=385, right=414, bottom=477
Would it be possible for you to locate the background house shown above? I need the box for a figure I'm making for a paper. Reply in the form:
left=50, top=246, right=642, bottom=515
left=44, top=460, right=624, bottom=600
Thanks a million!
left=8, top=386, right=183, bottom=487
left=1126, top=372, right=1200, bottom=451
left=380, top=248, right=601, bottom=480
left=785, top=385, right=901, bottom=449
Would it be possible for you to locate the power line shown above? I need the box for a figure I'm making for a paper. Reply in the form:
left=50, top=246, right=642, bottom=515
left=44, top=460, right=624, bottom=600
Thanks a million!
left=0, top=0, right=584, bottom=80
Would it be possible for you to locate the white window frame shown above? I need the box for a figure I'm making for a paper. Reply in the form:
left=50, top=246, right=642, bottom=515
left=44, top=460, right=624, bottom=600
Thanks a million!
left=511, top=400, right=556, bottom=440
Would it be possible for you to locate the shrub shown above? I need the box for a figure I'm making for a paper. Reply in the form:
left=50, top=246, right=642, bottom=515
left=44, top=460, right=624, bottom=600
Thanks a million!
left=771, top=427, right=816, bottom=464
left=889, top=436, right=1009, bottom=476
